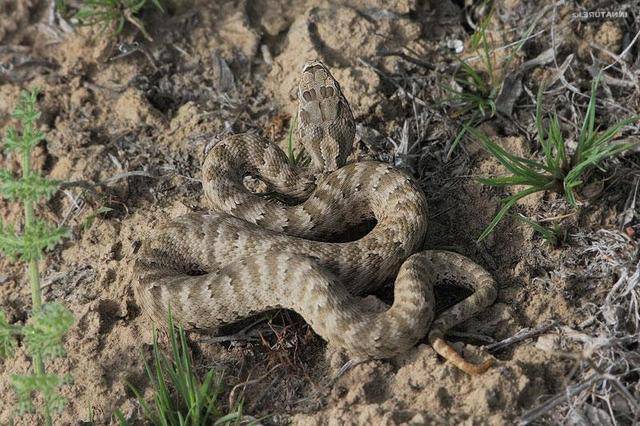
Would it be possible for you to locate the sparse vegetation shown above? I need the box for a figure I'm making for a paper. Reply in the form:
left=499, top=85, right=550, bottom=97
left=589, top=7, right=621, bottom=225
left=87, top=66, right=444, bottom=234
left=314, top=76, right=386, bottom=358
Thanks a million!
left=286, top=115, right=309, bottom=167
left=474, top=75, right=638, bottom=241
left=69, top=0, right=165, bottom=40
left=0, top=89, right=73, bottom=425
left=513, top=214, right=566, bottom=247
left=82, top=206, right=114, bottom=231
left=124, top=313, right=243, bottom=426
left=442, top=12, right=498, bottom=156
left=442, top=5, right=538, bottom=157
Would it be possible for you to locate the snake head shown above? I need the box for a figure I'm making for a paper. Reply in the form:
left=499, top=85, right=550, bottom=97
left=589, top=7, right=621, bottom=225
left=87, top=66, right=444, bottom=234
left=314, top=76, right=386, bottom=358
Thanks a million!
left=297, top=60, right=356, bottom=174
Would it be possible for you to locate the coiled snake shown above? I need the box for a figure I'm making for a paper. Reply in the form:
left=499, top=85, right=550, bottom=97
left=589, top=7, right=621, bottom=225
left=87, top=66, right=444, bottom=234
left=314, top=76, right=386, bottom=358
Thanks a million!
left=134, top=60, right=497, bottom=374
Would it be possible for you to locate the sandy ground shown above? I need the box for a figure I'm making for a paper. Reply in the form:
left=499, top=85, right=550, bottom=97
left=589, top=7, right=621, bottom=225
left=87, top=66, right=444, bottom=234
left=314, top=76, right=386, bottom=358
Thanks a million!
left=0, top=0, right=639, bottom=424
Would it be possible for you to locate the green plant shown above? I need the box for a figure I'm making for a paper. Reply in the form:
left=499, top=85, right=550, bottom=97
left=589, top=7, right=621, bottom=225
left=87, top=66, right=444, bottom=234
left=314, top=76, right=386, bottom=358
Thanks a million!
left=74, top=0, right=165, bottom=41
left=286, top=115, right=310, bottom=167
left=0, top=89, right=73, bottom=425
left=513, top=214, right=566, bottom=247
left=441, top=10, right=497, bottom=158
left=125, top=313, right=243, bottom=425
left=475, top=75, right=639, bottom=241
left=82, top=206, right=114, bottom=231
left=447, top=16, right=498, bottom=112
left=55, top=0, right=69, bottom=15
left=442, top=4, right=537, bottom=157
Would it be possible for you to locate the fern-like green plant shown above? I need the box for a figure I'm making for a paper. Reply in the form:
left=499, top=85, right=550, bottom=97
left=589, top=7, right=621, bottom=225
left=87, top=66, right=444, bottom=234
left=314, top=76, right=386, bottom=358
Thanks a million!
left=0, top=89, right=73, bottom=425
left=475, top=75, right=639, bottom=241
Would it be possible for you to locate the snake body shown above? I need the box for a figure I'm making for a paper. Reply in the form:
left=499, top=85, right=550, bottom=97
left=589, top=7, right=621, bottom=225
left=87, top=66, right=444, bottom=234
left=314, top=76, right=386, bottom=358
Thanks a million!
left=134, top=61, right=497, bottom=372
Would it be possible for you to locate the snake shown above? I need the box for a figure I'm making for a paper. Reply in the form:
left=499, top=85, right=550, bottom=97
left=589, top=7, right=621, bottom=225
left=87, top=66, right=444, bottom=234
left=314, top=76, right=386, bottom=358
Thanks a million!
left=133, top=60, right=498, bottom=374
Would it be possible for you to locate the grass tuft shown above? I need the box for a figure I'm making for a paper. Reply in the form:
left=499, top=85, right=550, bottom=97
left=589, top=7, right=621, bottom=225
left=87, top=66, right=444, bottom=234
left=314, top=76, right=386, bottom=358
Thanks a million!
left=441, top=9, right=498, bottom=158
left=442, top=4, right=538, bottom=157
left=475, top=74, right=639, bottom=241
left=123, top=313, right=243, bottom=425
left=513, top=214, right=566, bottom=247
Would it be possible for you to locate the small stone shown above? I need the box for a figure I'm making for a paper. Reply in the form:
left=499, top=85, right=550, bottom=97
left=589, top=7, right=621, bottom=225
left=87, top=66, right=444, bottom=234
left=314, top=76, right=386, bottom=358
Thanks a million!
left=447, top=39, right=464, bottom=53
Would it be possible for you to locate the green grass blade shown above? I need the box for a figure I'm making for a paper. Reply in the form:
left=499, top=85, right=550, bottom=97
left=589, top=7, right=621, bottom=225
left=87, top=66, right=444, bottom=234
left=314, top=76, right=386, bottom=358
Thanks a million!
left=471, top=128, right=551, bottom=182
left=513, top=213, right=558, bottom=245
left=151, top=0, right=165, bottom=12
left=542, top=112, right=566, bottom=174
left=214, top=411, right=243, bottom=425
left=114, top=409, right=129, bottom=426
left=535, top=82, right=548, bottom=156
left=478, top=175, right=537, bottom=187
left=590, top=116, right=639, bottom=149
left=576, top=74, right=600, bottom=160
left=126, top=379, right=155, bottom=424
left=459, top=61, right=487, bottom=93
left=128, top=309, right=236, bottom=425
left=478, top=186, right=544, bottom=241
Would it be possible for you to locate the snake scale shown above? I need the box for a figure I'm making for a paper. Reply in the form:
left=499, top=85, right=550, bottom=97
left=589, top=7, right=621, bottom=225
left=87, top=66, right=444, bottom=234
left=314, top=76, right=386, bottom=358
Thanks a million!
left=134, top=60, right=498, bottom=374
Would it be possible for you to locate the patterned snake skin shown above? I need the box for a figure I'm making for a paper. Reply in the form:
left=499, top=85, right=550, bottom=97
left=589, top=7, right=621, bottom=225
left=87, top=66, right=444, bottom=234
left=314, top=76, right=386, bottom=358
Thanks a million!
left=134, top=61, right=498, bottom=374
